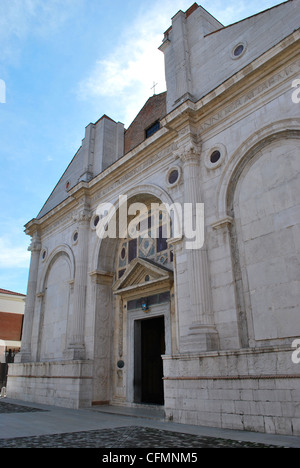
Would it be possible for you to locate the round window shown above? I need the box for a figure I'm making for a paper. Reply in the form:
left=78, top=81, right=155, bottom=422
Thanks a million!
left=205, top=144, right=226, bottom=170
left=231, top=42, right=247, bottom=59
left=166, top=166, right=181, bottom=187
left=168, top=169, right=179, bottom=185
left=210, top=150, right=221, bottom=164
left=234, top=44, right=244, bottom=57
left=73, top=231, right=78, bottom=243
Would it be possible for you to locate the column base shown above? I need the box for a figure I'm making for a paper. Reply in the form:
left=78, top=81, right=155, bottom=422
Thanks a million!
left=180, top=324, right=219, bottom=353
left=64, top=345, right=86, bottom=360
left=15, top=351, right=32, bottom=363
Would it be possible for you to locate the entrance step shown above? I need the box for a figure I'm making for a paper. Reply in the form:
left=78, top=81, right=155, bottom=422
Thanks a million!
left=91, top=404, right=165, bottom=421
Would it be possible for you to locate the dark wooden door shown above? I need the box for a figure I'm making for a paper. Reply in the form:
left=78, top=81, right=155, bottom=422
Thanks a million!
left=140, top=316, right=165, bottom=405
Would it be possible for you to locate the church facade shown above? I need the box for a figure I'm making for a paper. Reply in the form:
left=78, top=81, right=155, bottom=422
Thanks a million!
left=8, top=1, right=300, bottom=435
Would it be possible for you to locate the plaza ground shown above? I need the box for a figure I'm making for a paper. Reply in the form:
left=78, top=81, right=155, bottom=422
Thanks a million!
left=0, top=398, right=299, bottom=448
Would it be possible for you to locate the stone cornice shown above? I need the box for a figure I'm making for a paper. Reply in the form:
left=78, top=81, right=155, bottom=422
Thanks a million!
left=67, top=182, right=89, bottom=201
left=24, top=199, right=77, bottom=237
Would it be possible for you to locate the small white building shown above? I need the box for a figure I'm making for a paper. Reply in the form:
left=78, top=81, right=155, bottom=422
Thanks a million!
left=0, top=288, right=25, bottom=363
left=8, top=1, right=300, bottom=435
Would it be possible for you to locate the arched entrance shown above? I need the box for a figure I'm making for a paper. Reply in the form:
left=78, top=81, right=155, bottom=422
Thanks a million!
left=94, top=191, right=175, bottom=407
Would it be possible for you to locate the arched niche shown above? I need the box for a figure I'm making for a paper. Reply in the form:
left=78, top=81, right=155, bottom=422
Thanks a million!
left=226, top=130, right=300, bottom=346
left=37, top=245, right=75, bottom=361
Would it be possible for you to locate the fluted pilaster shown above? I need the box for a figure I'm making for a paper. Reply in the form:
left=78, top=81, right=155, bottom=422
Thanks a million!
left=67, top=205, right=91, bottom=359
left=180, top=145, right=219, bottom=351
left=18, top=233, right=41, bottom=362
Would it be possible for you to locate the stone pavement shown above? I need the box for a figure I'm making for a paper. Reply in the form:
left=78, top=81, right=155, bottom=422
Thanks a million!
left=0, top=398, right=300, bottom=448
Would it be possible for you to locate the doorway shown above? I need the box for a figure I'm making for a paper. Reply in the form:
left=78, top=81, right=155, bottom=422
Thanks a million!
left=134, top=316, right=165, bottom=405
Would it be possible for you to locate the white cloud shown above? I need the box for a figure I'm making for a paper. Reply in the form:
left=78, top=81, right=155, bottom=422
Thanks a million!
left=77, top=0, right=194, bottom=126
left=0, top=217, right=30, bottom=269
left=76, top=0, right=280, bottom=126
left=0, top=236, right=30, bottom=269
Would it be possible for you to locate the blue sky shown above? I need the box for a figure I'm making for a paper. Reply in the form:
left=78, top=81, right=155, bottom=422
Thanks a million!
left=0, top=0, right=283, bottom=294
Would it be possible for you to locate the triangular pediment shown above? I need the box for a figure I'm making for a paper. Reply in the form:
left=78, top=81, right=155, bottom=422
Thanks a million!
left=112, top=257, right=173, bottom=298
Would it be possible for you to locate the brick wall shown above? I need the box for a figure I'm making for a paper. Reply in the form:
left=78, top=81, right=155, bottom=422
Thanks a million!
left=124, top=92, right=166, bottom=154
left=0, top=312, right=23, bottom=341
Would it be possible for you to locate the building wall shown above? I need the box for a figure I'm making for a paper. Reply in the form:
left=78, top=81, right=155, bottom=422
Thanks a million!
left=163, top=348, right=299, bottom=435
left=0, top=312, right=23, bottom=342
left=7, top=2, right=300, bottom=434
left=162, top=0, right=300, bottom=112
left=159, top=38, right=300, bottom=433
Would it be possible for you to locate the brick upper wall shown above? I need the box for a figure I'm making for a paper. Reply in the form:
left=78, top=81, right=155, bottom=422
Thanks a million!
left=124, top=92, right=167, bottom=154
left=0, top=312, right=23, bottom=341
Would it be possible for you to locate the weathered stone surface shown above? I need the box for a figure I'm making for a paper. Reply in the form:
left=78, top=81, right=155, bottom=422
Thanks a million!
left=8, top=1, right=300, bottom=436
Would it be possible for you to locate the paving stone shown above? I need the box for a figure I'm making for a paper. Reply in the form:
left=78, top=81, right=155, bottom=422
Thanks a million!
left=0, top=400, right=48, bottom=414
left=0, top=425, right=286, bottom=448
left=0, top=400, right=288, bottom=448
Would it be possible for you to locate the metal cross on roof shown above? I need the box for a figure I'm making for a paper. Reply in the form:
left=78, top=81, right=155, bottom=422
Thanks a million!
left=151, top=81, right=158, bottom=95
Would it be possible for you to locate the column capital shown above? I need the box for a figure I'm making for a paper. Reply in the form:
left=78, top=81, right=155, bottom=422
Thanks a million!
left=28, top=232, right=42, bottom=252
left=180, top=144, right=201, bottom=165
left=211, top=216, right=233, bottom=230
left=73, top=206, right=91, bottom=224
left=89, top=270, right=114, bottom=285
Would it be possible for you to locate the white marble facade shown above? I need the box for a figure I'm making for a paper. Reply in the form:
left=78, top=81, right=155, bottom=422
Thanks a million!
left=8, top=1, right=300, bottom=435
